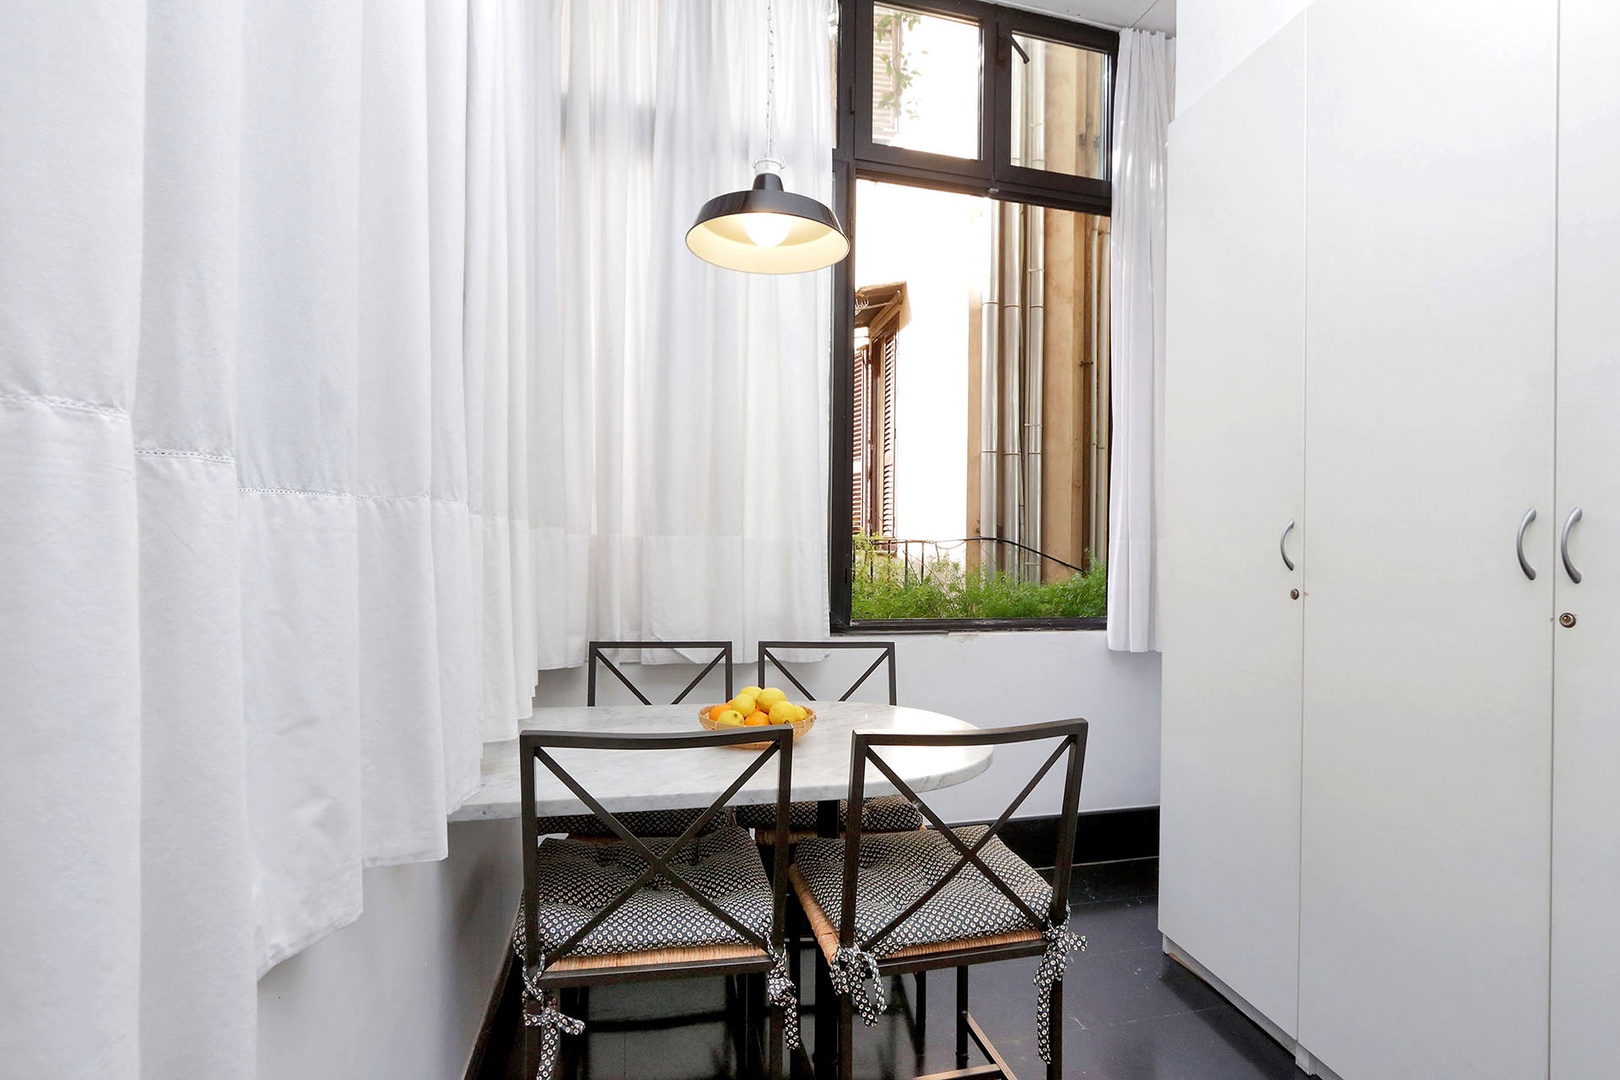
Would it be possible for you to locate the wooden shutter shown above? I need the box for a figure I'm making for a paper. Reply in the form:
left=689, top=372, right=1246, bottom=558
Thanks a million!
left=880, top=335, right=897, bottom=537
left=853, top=343, right=868, bottom=534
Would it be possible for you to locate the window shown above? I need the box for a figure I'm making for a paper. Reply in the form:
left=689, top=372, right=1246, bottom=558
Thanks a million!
left=830, top=0, right=1116, bottom=630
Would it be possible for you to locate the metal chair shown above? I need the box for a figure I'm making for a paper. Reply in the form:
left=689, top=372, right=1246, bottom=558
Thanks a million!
left=789, top=719, right=1090, bottom=1080
left=746, top=639, right=929, bottom=1051
left=756, top=639, right=896, bottom=706
left=516, top=725, right=798, bottom=1080
left=587, top=639, right=733, bottom=706
left=744, top=641, right=914, bottom=839
left=538, top=641, right=735, bottom=838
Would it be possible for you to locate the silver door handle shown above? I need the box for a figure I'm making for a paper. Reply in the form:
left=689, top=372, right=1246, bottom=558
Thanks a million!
left=1516, top=508, right=1537, bottom=580
left=1561, top=507, right=1584, bottom=584
left=1280, top=519, right=1296, bottom=572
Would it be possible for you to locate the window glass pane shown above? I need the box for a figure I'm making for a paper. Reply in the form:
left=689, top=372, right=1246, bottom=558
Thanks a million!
left=870, top=5, right=980, bottom=160
left=1009, top=34, right=1111, bottom=179
left=851, top=180, right=1110, bottom=620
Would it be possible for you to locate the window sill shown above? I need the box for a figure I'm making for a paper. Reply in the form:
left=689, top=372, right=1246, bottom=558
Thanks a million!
left=839, top=616, right=1106, bottom=634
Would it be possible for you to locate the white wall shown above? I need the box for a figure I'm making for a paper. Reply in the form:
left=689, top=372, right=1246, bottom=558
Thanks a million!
left=1175, top=0, right=1307, bottom=114
left=256, top=818, right=520, bottom=1080
left=539, top=631, right=1161, bottom=821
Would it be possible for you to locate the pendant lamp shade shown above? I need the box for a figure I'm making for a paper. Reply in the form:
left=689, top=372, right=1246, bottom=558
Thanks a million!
left=687, top=170, right=849, bottom=274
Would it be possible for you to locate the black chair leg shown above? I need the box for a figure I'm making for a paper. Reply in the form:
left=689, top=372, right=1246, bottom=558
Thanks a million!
left=568, top=987, right=590, bottom=1080
left=743, top=973, right=760, bottom=1075
left=1047, top=974, right=1064, bottom=1080
left=815, top=953, right=838, bottom=1075
left=768, top=974, right=786, bottom=1080
left=522, top=1022, right=539, bottom=1080
left=838, top=995, right=856, bottom=1080
left=955, top=966, right=970, bottom=1070
left=914, top=970, right=927, bottom=1057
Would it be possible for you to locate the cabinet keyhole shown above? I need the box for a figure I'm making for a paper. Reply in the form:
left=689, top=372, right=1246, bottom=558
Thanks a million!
left=1560, top=612, right=1577, bottom=629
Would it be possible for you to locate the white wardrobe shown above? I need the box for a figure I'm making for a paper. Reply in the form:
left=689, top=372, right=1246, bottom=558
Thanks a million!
left=1160, top=1, right=1620, bottom=1077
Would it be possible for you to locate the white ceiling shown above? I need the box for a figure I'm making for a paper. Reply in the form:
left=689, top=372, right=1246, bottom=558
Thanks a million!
left=1000, top=0, right=1176, bottom=35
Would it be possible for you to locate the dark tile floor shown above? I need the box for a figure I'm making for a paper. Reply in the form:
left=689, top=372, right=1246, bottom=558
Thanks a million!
left=496, top=859, right=1307, bottom=1080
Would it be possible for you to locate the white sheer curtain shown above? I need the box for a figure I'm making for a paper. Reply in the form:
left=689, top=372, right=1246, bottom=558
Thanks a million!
left=467, top=0, right=834, bottom=728
left=1106, top=28, right=1172, bottom=653
left=571, top=0, right=833, bottom=668
left=0, top=0, right=527, bottom=1074
left=1, top=0, right=832, bottom=1071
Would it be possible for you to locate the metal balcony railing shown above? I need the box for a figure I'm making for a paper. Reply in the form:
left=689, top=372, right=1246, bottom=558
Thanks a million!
left=856, top=535, right=1087, bottom=585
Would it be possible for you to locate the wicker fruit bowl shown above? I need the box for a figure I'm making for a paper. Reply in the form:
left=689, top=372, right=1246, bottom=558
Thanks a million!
left=698, top=704, right=816, bottom=750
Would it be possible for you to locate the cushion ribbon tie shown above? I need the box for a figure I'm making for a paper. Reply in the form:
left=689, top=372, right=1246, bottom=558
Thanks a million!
left=1033, top=921, right=1086, bottom=1063
left=520, top=966, right=585, bottom=1080
left=766, top=950, right=803, bottom=1050
left=512, top=902, right=585, bottom=1080
left=829, top=946, right=886, bottom=1026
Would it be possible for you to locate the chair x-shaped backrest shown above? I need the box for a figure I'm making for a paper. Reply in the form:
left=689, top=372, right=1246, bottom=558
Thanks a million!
left=757, top=640, right=897, bottom=705
left=839, top=718, right=1089, bottom=953
left=518, top=725, right=793, bottom=978
left=586, top=640, right=734, bottom=706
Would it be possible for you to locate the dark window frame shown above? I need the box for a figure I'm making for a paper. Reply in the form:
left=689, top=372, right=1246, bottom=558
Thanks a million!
left=829, top=0, right=1118, bottom=633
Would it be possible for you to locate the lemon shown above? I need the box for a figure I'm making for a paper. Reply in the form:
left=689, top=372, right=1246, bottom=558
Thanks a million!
left=767, top=700, right=797, bottom=724
left=740, top=685, right=764, bottom=699
left=757, top=687, right=787, bottom=710
left=793, top=704, right=808, bottom=722
left=714, top=708, right=746, bottom=727
left=730, top=693, right=758, bottom=715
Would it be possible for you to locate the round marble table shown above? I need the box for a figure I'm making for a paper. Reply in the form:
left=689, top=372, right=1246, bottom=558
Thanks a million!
left=449, top=701, right=992, bottom=822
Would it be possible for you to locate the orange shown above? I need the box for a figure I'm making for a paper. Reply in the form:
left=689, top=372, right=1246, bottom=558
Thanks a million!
left=744, top=711, right=770, bottom=727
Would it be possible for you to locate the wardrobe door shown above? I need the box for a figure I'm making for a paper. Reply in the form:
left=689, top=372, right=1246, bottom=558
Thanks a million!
left=1160, top=15, right=1306, bottom=1038
left=1550, top=2, right=1620, bottom=1074
left=1299, top=1, right=1557, bottom=1077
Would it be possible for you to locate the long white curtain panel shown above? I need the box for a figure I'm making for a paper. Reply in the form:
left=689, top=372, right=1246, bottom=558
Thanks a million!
left=1, top=0, right=833, bottom=1075
left=1106, top=28, right=1172, bottom=654
left=558, top=0, right=833, bottom=672
left=467, top=0, right=834, bottom=726
left=0, top=0, right=516, bottom=1075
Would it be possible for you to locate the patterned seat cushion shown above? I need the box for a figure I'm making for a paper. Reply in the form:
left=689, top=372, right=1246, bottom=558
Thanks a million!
left=791, top=826, right=1051, bottom=955
left=734, top=795, right=924, bottom=834
left=528, top=825, right=772, bottom=959
left=535, top=806, right=727, bottom=838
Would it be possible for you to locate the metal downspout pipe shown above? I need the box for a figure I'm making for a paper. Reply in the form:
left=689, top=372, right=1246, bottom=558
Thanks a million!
left=1023, top=45, right=1047, bottom=582
left=1000, top=203, right=1024, bottom=578
left=979, top=205, right=1002, bottom=572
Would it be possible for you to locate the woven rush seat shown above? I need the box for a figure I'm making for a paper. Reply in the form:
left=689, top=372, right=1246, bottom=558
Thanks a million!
left=535, top=806, right=729, bottom=839
left=787, top=826, right=1050, bottom=963
left=734, top=795, right=924, bottom=835
left=525, top=824, right=773, bottom=964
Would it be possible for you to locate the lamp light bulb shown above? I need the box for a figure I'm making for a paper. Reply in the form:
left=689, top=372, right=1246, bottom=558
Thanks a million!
left=740, top=212, right=791, bottom=248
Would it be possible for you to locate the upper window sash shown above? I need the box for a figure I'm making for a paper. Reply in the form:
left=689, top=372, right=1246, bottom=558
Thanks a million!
left=840, top=0, right=1117, bottom=214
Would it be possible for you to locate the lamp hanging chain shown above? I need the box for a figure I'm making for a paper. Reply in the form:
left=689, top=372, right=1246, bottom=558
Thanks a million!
left=760, top=0, right=780, bottom=172
left=767, top=0, right=776, bottom=161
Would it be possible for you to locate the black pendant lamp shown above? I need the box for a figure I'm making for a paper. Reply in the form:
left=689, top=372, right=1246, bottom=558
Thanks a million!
left=686, top=0, right=849, bottom=274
